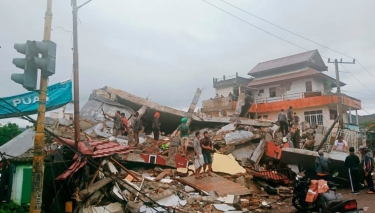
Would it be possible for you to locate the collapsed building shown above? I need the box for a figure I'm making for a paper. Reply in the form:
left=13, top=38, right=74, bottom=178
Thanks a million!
left=0, top=50, right=367, bottom=213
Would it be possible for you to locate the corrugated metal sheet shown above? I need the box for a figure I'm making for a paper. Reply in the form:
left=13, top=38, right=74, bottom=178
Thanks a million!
left=179, top=174, right=252, bottom=195
left=0, top=129, right=35, bottom=160
left=249, top=50, right=316, bottom=74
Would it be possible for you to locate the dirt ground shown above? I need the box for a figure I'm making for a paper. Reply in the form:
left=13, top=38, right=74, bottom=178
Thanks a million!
left=257, top=188, right=372, bottom=213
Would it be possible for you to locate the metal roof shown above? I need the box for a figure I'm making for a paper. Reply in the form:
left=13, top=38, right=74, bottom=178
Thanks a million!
left=249, top=50, right=320, bottom=74
left=247, top=68, right=345, bottom=87
left=0, top=129, right=35, bottom=160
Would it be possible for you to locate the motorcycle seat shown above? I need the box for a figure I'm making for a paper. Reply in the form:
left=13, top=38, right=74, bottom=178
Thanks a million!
left=319, top=191, right=344, bottom=209
left=320, top=190, right=337, bottom=202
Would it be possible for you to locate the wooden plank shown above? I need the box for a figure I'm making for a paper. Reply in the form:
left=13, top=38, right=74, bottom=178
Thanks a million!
left=80, top=178, right=112, bottom=198
left=154, top=169, right=171, bottom=181
left=179, top=174, right=252, bottom=196
left=110, top=157, right=140, bottom=181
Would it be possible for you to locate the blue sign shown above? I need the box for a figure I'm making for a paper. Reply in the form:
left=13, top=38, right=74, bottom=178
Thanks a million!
left=0, top=79, right=72, bottom=119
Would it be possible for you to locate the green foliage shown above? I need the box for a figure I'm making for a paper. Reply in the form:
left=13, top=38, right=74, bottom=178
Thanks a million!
left=0, top=202, right=29, bottom=213
left=363, top=120, right=375, bottom=130
left=0, top=123, right=22, bottom=147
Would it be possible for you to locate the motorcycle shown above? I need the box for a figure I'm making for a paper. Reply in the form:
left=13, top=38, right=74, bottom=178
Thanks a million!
left=292, top=172, right=363, bottom=213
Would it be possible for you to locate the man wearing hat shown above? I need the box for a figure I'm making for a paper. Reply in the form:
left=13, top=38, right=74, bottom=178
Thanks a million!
left=345, top=147, right=360, bottom=194
left=359, top=145, right=375, bottom=194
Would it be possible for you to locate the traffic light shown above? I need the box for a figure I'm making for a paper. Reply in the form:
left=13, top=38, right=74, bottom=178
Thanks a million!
left=32, top=41, right=56, bottom=76
left=11, top=41, right=38, bottom=91
left=11, top=40, right=57, bottom=91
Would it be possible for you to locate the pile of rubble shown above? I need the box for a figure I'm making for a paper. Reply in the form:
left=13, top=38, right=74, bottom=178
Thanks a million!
left=47, top=114, right=302, bottom=213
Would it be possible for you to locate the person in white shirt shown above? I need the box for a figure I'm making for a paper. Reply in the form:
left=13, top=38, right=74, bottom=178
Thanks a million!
left=333, top=136, right=348, bottom=152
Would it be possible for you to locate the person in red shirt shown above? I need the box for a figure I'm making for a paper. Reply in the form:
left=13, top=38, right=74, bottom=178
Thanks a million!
left=120, top=113, right=129, bottom=136
left=200, top=131, right=214, bottom=177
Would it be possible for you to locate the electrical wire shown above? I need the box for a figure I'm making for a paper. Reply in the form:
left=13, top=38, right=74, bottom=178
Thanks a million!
left=219, top=0, right=375, bottom=79
left=202, top=0, right=310, bottom=52
left=340, top=64, right=375, bottom=95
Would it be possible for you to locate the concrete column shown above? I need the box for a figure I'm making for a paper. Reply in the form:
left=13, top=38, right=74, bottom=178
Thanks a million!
left=356, top=110, right=359, bottom=125
left=349, top=107, right=352, bottom=123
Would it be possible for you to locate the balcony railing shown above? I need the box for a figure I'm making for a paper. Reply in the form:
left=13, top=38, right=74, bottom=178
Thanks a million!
left=254, top=91, right=324, bottom=104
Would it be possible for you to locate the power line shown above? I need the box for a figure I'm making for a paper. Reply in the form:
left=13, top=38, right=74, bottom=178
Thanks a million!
left=203, top=0, right=375, bottom=104
left=342, top=90, right=375, bottom=97
left=340, top=64, right=375, bottom=95
left=219, top=0, right=375, bottom=79
left=201, top=0, right=310, bottom=52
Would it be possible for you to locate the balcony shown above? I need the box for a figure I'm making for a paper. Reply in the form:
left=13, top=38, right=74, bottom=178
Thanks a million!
left=202, top=96, right=236, bottom=114
left=251, top=91, right=361, bottom=113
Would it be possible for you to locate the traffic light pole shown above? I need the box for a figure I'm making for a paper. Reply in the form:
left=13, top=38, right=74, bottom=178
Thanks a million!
left=29, top=0, right=53, bottom=212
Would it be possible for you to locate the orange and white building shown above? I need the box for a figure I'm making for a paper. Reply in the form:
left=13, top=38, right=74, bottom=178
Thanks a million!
left=203, top=50, right=361, bottom=127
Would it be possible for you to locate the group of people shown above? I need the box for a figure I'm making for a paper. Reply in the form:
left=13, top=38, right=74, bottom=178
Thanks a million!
left=277, top=106, right=300, bottom=136
left=173, top=117, right=215, bottom=179
left=315, top=145, right=375, bottom=195
left=105, top=109, right=163, bottom=146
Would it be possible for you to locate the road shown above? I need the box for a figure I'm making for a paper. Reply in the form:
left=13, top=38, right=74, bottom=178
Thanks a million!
left=337, top=188, right=372, bottom=212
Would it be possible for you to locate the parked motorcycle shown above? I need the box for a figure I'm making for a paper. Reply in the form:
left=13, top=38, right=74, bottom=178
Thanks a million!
left=292, top=173, right=363, bottom=213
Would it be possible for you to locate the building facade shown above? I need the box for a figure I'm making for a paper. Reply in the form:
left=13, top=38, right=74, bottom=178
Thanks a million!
left=248, top=50, right=361, bottom=127
left=202, top=50, right=362, bottom=127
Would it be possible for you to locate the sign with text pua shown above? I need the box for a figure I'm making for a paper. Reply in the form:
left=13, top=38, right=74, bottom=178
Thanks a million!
left=0, top=79, right=72, bottom=119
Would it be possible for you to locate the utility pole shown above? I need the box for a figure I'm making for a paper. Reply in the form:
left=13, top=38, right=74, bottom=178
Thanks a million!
left=30, top=0, right=53, bottom=212
left=71, top=0, right=93, bottom=147
left=72, top=0, right=80, bottom=147
left=328, top=58, right=355, bottom=130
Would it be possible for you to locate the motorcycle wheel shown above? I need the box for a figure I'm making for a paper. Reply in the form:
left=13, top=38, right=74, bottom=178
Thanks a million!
left=292, top=196, right=309, bottom=211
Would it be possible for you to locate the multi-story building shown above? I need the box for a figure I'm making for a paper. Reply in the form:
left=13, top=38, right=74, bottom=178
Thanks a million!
left=202, top=50, right=362, bottom=127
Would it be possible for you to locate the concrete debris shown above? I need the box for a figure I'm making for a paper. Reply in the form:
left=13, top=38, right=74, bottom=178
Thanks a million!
left=44, top=88, right=331, bottom=213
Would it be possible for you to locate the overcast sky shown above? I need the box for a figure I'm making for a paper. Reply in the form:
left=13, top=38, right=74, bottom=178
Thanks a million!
left=1, top=0, right=375, bottom=127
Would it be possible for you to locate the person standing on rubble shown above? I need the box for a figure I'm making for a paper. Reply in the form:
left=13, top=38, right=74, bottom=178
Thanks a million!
left=315, top=150, right=331, bottom=181
left=120, top=113, right=129, bottom=136
left=193, top=131, right=204, bottom=179
left=104, top=110, right=123, bottom=137
left=359, top=145, right=375, bottom=194
left=332, top=136, right=348, bottom=152
left=277, top=109, right=288, bottom=136
left=176, top=117, right=190, bottom=156
left=152, top=112, right=161, bottom=145
left=132, top=112, right=141, bottom=145
left=345, top=147, right=360, bottom=194
left=293, top=112, right=300, bottom=126
left=287, top=106, right=293, bottom=128
left=200, top=131, right=214, bottom=177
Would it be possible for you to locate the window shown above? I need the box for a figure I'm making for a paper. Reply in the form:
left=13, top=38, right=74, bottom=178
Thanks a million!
left=305, top=81, right=312, bottom=92
left=329, top=109, right=337, bottom=120
left=263, top=115, right=268, bottom=119
left=269, top=87, right=276, bottom=98
left=259, top=89, right=264, bottom=93
left=304, top=110, right=323, bottom=125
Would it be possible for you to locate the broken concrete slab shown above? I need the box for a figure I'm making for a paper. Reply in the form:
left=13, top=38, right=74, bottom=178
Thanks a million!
left=280, top=148, right=346, bottom=171
left=212, top=153, right=246, bottom=175
left=82, top=202, right=124, bottom=213
left=250, top=140, right=265, bottom=165
left=213, top=204, right=236, bottom=211
left=231, top=143, right=257, bottom=161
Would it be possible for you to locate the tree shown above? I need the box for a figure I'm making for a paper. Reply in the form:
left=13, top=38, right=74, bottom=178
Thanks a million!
left=0, top=123, right=22, bottom=147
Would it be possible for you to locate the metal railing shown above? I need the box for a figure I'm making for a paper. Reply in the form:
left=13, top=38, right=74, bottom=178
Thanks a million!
left=254, top=91, right=324, bottom=104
